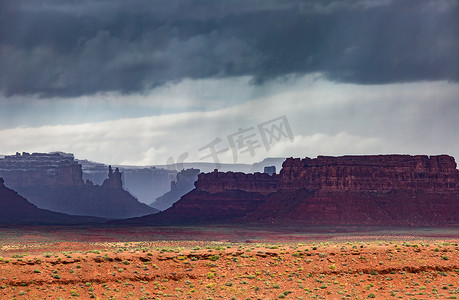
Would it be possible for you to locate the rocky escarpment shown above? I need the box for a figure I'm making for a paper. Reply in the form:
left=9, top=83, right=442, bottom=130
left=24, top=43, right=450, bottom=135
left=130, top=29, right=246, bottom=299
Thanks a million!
left=118, top=155, right=459, bottom=226
left=0, top=177, right=102, bottom=225
left=0, top=153, right=158, bottom=219
left=278, top=155, right=458, bottom=191
left=0, top=152, right=84, bottom=186
left=247, top=155, right=458, bottom=225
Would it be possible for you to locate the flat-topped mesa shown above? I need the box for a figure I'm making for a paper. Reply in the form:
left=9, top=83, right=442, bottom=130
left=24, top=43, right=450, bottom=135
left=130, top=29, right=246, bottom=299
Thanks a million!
left=0, top=152, right=84, bottom=187
left=194, top=169, right=279, bottom=195
left=280, top=155, right=459, bottom=191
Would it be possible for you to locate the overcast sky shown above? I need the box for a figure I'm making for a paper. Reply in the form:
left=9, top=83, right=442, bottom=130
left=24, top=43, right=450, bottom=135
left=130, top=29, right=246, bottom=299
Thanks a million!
left=0, top=0, right=458, bottom=166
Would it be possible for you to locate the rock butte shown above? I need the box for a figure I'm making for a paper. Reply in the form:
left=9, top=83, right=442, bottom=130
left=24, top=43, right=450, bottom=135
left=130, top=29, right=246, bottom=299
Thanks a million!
left=121, top=154, right=459, bottom=225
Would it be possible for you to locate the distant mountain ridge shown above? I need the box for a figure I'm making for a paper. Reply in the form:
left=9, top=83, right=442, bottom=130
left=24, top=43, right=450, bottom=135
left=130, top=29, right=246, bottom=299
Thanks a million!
left=116, top=154, right=459, bottom=226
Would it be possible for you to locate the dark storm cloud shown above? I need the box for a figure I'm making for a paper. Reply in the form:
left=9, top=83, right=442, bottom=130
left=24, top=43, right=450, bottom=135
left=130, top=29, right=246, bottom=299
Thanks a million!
left=1, top=0, right=458, bottom=97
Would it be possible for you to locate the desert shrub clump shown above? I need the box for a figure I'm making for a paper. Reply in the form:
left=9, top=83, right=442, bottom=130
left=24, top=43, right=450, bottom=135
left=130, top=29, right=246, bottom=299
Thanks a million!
left=208, top=255, right=220, bottom=261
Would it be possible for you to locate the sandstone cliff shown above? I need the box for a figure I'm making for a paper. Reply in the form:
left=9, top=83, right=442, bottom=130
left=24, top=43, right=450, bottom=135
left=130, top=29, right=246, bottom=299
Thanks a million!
left=0, top=152, right=84, bottom=186
left=247, top=155, right=458, bottom=225
left=279, top=155, right=458, bottom=191
left=117, top=154, right=459, bottom=226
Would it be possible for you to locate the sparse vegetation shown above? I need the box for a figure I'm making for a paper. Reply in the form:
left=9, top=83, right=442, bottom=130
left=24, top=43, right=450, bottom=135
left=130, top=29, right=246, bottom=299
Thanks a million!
left=0, top=228, right=456, bottom=299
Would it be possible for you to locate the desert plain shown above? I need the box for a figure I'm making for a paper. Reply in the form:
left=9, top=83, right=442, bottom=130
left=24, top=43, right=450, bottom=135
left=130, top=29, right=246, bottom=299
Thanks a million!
left=0, top=226, right=457, bottom=300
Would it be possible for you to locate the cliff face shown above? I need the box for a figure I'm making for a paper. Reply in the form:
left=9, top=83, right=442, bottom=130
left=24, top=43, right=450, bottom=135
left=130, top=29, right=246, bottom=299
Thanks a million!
left=120, top=154, right=459, bottom=226
left=0, top=153, right=157, bottom=219
left=254, top=155, right=458, bottom=225
left=279, top=155, right=458, bottom=191
left=0, top=152, right=84, bottom=187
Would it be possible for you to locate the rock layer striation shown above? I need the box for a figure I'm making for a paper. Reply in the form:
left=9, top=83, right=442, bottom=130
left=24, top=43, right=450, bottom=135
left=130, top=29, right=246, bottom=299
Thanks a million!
left=121, top=155, right=459, bottom=225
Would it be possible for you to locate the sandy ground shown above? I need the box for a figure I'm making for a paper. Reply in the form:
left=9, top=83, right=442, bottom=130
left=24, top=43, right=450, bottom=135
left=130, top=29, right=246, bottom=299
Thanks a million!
left=0, top=237, right=458, bottom=299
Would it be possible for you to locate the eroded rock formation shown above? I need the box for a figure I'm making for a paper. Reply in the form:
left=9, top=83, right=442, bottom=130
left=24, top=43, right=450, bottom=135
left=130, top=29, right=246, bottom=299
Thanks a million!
left=247, top=155, right=458, bottom=225
left=119, top=155, right=459, bottom=226
left=0, top=152, right=84, bottom=186
left=102, top=166, right=123, bottom=189
left=0, top=153, right=158, bottom=219
left=279, top=155, right=458, bottom=191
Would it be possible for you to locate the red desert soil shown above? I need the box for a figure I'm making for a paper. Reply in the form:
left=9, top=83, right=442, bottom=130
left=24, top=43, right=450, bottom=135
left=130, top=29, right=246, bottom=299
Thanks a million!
left=0, top=237, right=458, bottom=300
